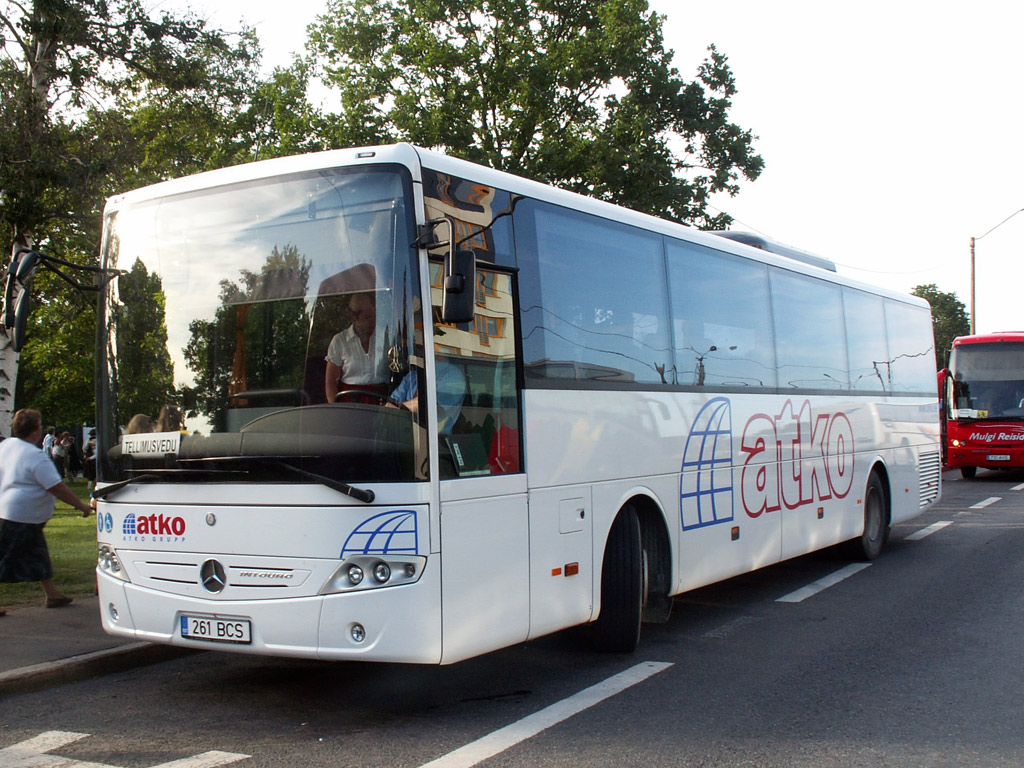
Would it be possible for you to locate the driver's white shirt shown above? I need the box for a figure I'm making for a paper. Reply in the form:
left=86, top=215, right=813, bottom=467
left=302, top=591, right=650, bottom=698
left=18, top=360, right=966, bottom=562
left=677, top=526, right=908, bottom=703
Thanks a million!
left=325, top=326, right=387, bottom=385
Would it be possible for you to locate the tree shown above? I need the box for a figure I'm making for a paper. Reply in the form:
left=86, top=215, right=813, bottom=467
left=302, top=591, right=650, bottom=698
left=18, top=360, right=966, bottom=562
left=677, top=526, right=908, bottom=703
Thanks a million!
left=0, top=0, right=260, bottom=428
left=0, top=0, right=258, bottom=251
left=912, top=284, right=970, bottom=369
left=112, top=258, right=175, bottom=423
left=308, top=0, right=763, bottom=228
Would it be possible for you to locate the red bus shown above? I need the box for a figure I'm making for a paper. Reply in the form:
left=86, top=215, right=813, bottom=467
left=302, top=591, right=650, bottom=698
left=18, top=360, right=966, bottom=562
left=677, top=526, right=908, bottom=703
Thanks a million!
left=940, top=332, right=1024, bottom=478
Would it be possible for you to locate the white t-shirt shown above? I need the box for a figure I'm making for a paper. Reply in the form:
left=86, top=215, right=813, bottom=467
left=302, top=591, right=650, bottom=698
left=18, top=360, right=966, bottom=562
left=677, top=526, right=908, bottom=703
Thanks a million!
left=325, top=326, right=387, bottom=385
left=0, top=437, right=62, bottom=524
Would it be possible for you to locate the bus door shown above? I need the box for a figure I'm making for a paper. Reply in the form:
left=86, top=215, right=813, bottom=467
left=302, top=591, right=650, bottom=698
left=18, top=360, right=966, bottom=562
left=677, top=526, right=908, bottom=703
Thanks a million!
left=433, top=266, right=531, bottom=663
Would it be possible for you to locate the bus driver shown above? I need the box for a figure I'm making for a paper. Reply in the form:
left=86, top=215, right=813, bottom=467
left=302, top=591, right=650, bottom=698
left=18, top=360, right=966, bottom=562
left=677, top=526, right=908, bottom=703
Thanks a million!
left=324, top=292, right=389, bottom=403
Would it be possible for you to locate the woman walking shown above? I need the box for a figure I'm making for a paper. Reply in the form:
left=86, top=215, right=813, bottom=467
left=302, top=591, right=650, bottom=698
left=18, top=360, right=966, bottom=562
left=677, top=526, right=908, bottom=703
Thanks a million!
left=0, top=409, right=93, bottom=608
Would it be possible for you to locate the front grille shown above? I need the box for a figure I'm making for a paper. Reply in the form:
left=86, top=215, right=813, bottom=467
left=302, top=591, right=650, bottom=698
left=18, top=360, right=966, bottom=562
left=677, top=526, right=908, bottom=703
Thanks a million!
left=124, top=552, right=321, bottom=599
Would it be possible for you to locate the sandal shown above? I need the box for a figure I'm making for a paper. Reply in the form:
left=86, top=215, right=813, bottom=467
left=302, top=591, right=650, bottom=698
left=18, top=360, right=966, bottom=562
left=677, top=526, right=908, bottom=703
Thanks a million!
left=45, top=596, right=73, bottom=609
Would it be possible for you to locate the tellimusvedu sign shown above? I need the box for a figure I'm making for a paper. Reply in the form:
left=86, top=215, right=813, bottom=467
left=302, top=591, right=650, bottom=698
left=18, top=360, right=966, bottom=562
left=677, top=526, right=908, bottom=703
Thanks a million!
left=122, top=431, right=181, bottom=457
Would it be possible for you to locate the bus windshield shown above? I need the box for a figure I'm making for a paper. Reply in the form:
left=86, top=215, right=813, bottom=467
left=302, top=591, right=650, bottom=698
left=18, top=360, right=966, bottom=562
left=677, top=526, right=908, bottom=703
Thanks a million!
left=949, top=341, right=1024, bottom=420
left=97, top=165, right=425, bottom=486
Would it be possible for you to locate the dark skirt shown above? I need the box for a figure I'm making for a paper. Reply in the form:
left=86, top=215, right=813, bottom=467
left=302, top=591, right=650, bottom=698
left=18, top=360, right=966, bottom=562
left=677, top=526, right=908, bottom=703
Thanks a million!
left=0, top=519, right=54, bottom=583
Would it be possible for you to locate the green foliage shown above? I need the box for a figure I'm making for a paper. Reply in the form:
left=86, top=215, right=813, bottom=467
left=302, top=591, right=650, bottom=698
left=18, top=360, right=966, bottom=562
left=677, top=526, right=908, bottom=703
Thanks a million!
left=112, top=258, right=175, bottom=423
left=239, top=59, right=336, bottom=162
left=0, top=0, right=258, bottom=249
left=912, top=284, right=970, bottom=369
left=14, top=271, right=97, bottom=424
left=308, top=0, right=763, bottom=227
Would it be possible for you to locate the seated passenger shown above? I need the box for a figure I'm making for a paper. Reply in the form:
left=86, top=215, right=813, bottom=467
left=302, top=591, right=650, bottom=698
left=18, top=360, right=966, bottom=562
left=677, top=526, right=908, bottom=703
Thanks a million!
left=391, top=357, right=466, bottom=435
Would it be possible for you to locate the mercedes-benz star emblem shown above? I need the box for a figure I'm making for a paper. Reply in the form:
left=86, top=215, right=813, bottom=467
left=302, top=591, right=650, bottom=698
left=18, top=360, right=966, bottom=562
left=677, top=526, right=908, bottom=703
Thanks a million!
left=200, top=559, right=227, bottom=593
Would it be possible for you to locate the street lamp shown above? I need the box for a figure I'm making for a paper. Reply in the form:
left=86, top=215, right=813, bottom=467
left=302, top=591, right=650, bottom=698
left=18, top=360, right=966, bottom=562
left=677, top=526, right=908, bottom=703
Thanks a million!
left=970, top=208, right=1024, bottom=334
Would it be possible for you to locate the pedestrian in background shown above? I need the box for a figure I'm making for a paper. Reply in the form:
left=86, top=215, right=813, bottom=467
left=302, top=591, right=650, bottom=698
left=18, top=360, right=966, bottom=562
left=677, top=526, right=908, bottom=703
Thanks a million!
left=83, top=429, right=97, bottom=490
left=41, top=426, right=55, bottom=467
left=0, top=409, right=93, bottom=610
left=51, top=431, right=69, bottom=480
left=67, top=434, right=82, bottom=479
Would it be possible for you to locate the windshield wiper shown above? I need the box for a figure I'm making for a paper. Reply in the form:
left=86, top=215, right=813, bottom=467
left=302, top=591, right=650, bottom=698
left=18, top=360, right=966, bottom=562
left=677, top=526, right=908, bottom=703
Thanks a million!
left=272, top=461, right=375, bottom=503
left=91, top=473, right=163, bottom=500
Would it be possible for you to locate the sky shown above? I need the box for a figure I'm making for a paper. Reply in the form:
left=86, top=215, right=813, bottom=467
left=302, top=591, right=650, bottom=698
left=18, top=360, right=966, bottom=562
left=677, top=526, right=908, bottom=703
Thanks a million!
left=166, top=0, right=1024, bottom=337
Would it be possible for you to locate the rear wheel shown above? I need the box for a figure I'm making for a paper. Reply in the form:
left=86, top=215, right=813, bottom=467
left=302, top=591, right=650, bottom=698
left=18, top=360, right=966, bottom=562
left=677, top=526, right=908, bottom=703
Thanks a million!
left=588, top=505, right=643, bottom=653
left=960, top=466, right=977, bottom=479
left=848, top=472, right=889, bottom=561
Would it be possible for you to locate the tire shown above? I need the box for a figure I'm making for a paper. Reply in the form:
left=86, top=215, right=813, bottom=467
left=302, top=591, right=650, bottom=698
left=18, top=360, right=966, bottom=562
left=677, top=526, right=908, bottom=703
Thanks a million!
left=588, top=505, right=643, bottom=653
left=848, top=472, right=889, bottom=561
left=960, top=466, right=977, bottom=479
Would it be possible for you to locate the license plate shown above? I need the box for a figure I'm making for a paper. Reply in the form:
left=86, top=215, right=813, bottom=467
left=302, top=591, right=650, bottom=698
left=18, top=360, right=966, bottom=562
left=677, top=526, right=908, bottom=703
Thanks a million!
left=180, top=614, right=251, bottom=644
left=987, top=454, right=1011, bottom=462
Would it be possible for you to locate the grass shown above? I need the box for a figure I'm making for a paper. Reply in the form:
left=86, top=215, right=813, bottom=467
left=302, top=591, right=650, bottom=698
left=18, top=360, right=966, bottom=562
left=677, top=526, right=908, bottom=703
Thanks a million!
left=0, top=478, right=97, bottom=608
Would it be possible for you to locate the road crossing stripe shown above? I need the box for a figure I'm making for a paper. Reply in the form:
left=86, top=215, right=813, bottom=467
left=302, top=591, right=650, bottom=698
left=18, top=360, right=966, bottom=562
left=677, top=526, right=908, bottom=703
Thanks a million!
left=0, top=731, right=249, bottom=768
left=904, top=521, right=954, bottom=541
left=1012, top=483, right=1024, bottom=491
left=0, top=731, right=87, bottom=767
left=970, top=497, right=1001, bottom=509
left=776, top=563, right=872, bottom=603
left=417, top=661, right=673, bottom=768
left=150, top=751, right=250, bottom=768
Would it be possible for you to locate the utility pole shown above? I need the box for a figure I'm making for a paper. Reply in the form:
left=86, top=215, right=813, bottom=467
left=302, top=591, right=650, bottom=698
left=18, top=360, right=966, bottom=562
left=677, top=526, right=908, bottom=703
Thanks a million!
left=971, top=208, right=1024, bottom=335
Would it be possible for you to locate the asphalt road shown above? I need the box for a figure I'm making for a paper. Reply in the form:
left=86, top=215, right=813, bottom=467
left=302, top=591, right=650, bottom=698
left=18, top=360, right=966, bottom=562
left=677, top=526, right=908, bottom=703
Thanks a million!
left=3, top=468, right=1024, bottom=768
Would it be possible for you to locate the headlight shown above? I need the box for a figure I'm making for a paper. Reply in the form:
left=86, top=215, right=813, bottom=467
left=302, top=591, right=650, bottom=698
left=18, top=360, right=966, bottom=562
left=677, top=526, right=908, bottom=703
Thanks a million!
left=373, top=562, right=392, bottom=583
left=321, top=555, right=426, bottom=595
left=97, top=545, right=131, bottom=582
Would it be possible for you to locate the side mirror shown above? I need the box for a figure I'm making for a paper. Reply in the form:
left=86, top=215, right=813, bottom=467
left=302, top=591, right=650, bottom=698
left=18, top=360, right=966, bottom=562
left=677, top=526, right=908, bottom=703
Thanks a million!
left=11, top=285, right=29, bottom=352
left=441, top=249, right=476, bottom=324
left=4, top=249, right=42, bottom=348
left=3, top=269, right=16, bottom=329
left=15, top=249, right=41, bottom=283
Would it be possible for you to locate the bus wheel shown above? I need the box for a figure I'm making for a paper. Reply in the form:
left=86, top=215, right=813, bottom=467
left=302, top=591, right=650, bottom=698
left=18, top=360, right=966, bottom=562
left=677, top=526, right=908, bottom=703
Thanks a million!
left=960, top=466, right=977, bottom=479
left=847, top=472, right=889, bottom=561
left=589, top=505, right=643, bottom=653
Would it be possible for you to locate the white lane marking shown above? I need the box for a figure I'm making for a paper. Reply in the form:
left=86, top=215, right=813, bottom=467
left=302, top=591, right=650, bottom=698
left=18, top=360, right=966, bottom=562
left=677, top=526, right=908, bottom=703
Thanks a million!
left=970, top=497, right=1002, bottom=509
left=0, top=732, right=249, bottom=768
left=1012, top=483, right=1024, bottom=491
left=418, top=661, right=673, bottom=768
left=776, top=563, right=872, bottom=603
left=151, top=752, right=250, bottom=768
left=0, top=731, right=88, bottom=768
left=905, top=521, right=954, bottom=541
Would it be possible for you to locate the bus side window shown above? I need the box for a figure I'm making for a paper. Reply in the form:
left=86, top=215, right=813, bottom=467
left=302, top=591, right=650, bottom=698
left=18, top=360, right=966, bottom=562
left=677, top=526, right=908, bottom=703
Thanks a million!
left=434, top=267, right=521, bottom=478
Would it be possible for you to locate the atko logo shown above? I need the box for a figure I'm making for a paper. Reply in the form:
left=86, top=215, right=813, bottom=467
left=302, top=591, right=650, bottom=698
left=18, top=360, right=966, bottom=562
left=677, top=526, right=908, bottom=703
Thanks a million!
left=680, top=398, right=735, bottom=531
left=741, top=399, right=854, bottom=517
left=121, top=512, right=186, bottom=540
left=341, top=509, right=418, bottom=557
left=680, top=398, right=855, bottom=531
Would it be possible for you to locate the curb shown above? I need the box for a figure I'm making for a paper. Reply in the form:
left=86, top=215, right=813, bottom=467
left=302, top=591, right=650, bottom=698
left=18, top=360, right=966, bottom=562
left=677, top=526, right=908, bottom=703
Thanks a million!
left=0, top=642, right=197, bottom=698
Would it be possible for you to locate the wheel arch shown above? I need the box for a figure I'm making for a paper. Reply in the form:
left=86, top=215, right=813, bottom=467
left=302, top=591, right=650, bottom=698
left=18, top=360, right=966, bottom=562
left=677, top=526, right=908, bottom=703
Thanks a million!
left=866, top=458, right=892, bottom=525
left=617, top=492, right=674, bottom=624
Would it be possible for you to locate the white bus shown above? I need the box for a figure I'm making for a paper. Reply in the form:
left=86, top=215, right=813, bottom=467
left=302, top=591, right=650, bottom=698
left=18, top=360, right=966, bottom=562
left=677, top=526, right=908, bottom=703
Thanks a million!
left=87, top=144, right=941, bottom=663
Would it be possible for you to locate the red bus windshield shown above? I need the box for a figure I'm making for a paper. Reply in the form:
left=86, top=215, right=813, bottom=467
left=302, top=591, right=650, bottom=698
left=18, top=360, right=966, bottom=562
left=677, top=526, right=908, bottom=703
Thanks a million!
left=949, top=341, right=1024, bottom=421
